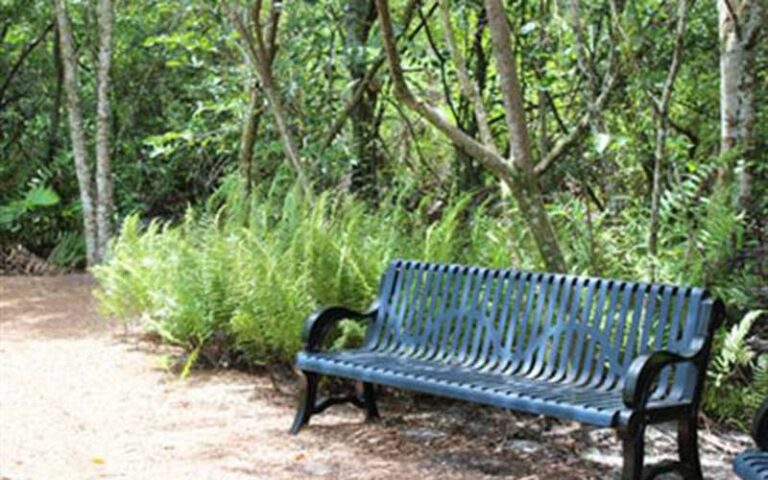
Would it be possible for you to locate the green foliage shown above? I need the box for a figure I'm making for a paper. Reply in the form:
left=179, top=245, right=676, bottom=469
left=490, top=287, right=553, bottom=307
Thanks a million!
left=0, top=185, right=60, bottom=229
left=705, top=310, right=768, bottom=429
left=95, top=176, right=497, bottom=364
left=46, top=231, right=86, bottom=268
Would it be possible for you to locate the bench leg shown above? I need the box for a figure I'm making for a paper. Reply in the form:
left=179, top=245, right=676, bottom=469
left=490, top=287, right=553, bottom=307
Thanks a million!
left=677, top=413, right=703, bottom=480
left=362, top=382, right=380, bottom=422
left=290, top=370, right=319, bottom=435
left=620, top=421, right=645, bottom=480
left=618, top=412, right=702, bottom=480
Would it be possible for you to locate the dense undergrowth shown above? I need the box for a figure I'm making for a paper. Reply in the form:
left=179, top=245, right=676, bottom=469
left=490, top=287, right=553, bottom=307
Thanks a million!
left=94, top=174, right=766, bottom=429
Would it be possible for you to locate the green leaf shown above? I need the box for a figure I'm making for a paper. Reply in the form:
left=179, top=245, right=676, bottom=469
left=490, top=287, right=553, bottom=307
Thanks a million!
left=520, top=21, right=539, bottom=35
left=24, top=186, right=60, bottom=208
left=595, top=133, right=611, bottom=154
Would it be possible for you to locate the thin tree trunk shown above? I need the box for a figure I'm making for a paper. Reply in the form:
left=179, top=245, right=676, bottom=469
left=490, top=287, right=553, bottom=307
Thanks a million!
left=47, top=25, right=64, bottom=164
left=648, top=0, right=687, bottom=281
left=483, top=0, right=567, bottom=272
left=649, top=115, right=669, bottom=280
left=440, top=1, right=489, bottom=192
left=319, top=0, right=422, bottom=154
left=238, top=81, right=263, bottom=191
left=376, top=0, right=567, bottom=272
left=221, top=1, right=311, bottom=197
left=568, top=0, right=604, bottom=132
left=258, top=67, right=310, bottom=193
left=346, top=0, right=382, bottom=196
left=95, top=0, right=114, bottom=261
left=537, top=0, right=549, bottom=157
left=439, top=0, right=495, bottom=150
left=54, top=0, right=97, bottom=267
left=535, top=0, right=618, bottom=176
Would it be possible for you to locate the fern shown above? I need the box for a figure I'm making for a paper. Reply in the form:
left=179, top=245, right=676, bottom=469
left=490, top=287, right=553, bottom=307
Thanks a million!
left=705, top=310, right=766, bottom=429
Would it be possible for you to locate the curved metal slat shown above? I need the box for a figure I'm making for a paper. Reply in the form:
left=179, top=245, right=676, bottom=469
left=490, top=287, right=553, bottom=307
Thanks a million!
left=516, top=273, right=554, bottom=377
left=466, top=269, right=507, bottom=369
left=575, top=279, right=611, bottom=387
left=409, top=263, right=445, bottom=357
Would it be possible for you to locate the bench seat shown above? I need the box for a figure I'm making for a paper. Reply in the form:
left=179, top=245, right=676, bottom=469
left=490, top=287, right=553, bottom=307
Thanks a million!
left=298, top=350, right=687, bottom=427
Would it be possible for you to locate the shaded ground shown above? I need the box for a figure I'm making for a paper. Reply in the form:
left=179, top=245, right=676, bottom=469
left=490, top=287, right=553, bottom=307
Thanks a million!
left=0, top=275, right=749, bottom=479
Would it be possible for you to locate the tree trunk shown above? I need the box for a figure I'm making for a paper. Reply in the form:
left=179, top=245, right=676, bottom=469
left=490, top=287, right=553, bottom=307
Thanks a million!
left=483, top=0, right=567, bottom=272
left=221, top=1, right=311, bottom=197
left=238, top=81, right=263, bottom=192
left=718, top=0, right=743, bottom=153
left=54, top=0, right=98, bottom=267
left=95, top=0, right=115, bottom=261
left=738, top=33, right=756, bottom=212
left=648, top=0, right=687, bottom=281
left=718, top=0, right=764, bottom=213
left=376, top=0, right=567, bottom=272
left=345, top=0, right=382, bottom=197
left=47, top=24, right=64, bottom=164
left=258, top=68, right=311, bottom=194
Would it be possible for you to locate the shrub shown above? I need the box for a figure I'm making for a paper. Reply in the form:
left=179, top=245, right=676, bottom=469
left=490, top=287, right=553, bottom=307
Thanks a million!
left=94, top=173, right=764, bottom=427
left=95, top=176, right=493, bottom=366
left=705, top=310, right=768, bottom=430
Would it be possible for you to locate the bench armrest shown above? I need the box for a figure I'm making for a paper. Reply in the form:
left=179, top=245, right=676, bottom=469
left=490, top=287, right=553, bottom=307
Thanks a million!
left=623, top=337, right=706, bottom=410
left=302, top=302, right=379, bottom=352
left=753, top=398, right=768, bottom=450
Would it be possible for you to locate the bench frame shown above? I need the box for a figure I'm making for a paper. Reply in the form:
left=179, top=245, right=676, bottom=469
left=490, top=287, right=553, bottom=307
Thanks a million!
left=290, top=272, right=723, bottom=480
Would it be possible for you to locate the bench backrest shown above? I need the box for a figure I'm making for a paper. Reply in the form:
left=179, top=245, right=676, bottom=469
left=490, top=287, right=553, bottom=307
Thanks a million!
left=364, top=260, right=719, bottom=401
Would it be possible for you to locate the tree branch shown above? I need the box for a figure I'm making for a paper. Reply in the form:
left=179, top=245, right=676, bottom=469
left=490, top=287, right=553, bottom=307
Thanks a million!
left=319, top=0, right=426, bottom=152
left=0, top=22, right=54, bottom=107
left=375, top=0, right=513, bottom=179
left=221, top=0, right=310, bottom=196
left=533, top=2, right=619, bottom=175
left=438, top=0, right=496, bottom=151
left=534, top=69, right=615, bottom=174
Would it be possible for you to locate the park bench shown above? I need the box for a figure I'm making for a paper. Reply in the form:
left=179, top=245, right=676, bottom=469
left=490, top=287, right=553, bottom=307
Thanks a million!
left=733, top=399, right=768, bottom=480
left=291, top=260, right=723, bottom=480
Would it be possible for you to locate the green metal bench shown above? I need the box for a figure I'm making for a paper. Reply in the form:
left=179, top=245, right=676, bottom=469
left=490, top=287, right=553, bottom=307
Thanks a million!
left=291, top=260, right=723, bottom=480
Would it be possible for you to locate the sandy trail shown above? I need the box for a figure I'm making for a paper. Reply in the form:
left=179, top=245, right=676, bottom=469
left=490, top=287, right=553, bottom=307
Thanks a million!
left=0, top=275, right=744, bottom=480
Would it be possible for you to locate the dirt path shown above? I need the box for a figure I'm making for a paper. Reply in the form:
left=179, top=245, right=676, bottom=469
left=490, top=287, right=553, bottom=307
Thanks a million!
left=0, top=276, right=746, bottom=480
